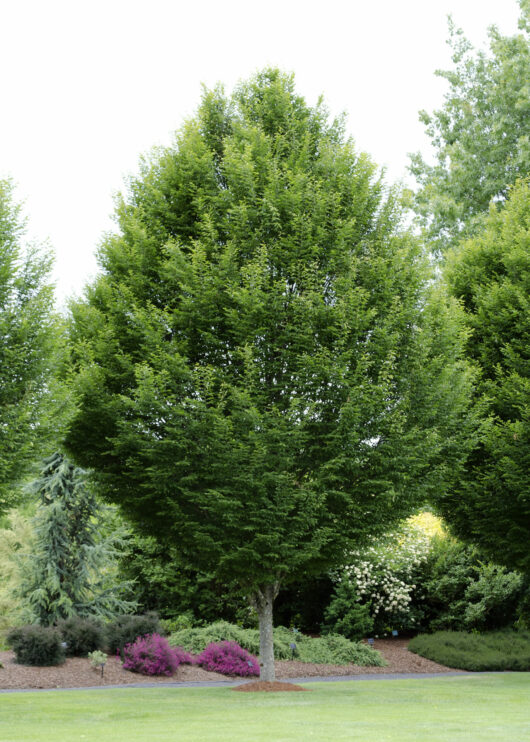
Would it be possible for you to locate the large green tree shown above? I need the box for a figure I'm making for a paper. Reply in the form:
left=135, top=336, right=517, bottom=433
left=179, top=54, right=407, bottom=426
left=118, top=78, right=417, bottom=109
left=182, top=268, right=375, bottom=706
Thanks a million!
left=66, top=70, right=473, bottom=680
left=409, top=0, right=530, bottom=253
left=0, top=179, right=61, bottom=511
left=439, top=179, right=530, bottom=574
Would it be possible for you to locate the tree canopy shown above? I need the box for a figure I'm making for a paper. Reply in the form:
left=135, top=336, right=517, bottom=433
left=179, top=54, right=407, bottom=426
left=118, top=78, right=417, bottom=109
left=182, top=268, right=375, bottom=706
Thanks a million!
left=66, top=69, right=474, bottom=679
left=0, top=179, right=61, bottom=512
left=439, top=179, right=530, bottom=574
left=409, top=0, right=530, bottom=253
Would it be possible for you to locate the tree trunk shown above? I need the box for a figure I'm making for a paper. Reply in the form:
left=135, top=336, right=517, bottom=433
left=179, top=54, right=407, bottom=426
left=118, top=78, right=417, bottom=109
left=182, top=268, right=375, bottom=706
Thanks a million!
left=249, top=583, right=279, bottom=682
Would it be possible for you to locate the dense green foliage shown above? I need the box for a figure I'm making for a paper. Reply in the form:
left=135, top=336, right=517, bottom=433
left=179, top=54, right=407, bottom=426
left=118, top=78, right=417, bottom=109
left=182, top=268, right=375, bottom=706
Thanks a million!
left=65, top=68, right=473, bottom=669
left=420, top=536, right=527, bottom=631
left=321, top=581, right=374, bottom=640
left=17, top=452, right=134, bottom=624
left=105, top=612, right=161, bottom=654
left=439, top=180, right=530, bottom=573
left=409, top=630, right=530, bottom=671
left=0, top=507, right=33, bottom=639
left=119, top=531, right=249, bottom=624
left=57, top=616, right=106, bottom=657
left=409, top=1, right=530, bottom=253
left=167, top=620, right=384, bottom=666
left=0, top=180, right=61, bottom=511
left=7, top=624, right=65, bottom=666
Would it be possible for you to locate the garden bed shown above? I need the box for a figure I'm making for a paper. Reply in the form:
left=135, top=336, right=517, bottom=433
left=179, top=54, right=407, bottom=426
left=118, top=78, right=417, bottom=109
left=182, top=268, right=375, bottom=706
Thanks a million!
left=0, top=639, right=460, bottom=689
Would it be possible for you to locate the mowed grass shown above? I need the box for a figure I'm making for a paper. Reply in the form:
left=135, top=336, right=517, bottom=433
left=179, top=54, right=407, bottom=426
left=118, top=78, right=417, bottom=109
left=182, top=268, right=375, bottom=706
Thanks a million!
left=1, top=675, right=529, bottom=742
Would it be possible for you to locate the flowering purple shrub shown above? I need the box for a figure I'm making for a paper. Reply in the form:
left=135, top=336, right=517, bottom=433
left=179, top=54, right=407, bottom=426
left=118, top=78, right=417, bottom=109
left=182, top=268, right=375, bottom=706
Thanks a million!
left=197, top=641, right=259, bottom=677
left=122, top=633, right=194, bottom=676
left=171, top=644, right=196, bottom=666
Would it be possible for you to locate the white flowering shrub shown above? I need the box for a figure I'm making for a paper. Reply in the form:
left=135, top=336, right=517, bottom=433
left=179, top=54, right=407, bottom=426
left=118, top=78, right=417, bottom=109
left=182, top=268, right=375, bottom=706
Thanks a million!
left=329, top=516, right=436, bottom=636
left=324, top=512, right=528, bottom=638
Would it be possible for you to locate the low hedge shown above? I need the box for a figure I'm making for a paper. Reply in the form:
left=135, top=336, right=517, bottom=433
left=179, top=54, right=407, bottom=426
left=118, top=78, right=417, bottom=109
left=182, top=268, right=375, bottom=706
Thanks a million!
left=408, top=630, right=530, bottom=671
left=168, top=621, right=384, bottom=666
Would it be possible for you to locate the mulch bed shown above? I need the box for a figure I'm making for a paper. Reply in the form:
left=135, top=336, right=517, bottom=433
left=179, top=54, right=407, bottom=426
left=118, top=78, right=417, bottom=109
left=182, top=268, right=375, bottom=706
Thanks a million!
left=0, top=638, right=461, bottom=690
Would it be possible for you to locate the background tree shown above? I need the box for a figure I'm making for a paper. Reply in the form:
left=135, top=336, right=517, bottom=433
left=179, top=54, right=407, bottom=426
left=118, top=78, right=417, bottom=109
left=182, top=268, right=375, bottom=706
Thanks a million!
left=17, top=452, right=134, bottom=625
left=0, top=506, right=33, bottom=637
left=0, top=179, right=62, bottom=512
left=439, top=179, right=530, bottom=574
left=409, top=0, right=530, bottom=253
left=119, top=531, right=251, bottom=625
left=66, top=70, right=474, bottom=680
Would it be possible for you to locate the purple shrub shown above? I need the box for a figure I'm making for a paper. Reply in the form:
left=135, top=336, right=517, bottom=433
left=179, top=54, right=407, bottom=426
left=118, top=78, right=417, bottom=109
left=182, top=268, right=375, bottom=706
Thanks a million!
left=197, top=641, right=259, bottom=677
left=122, top=633, right=194, bottom=676
left=171, top=645, right=196, bottom=666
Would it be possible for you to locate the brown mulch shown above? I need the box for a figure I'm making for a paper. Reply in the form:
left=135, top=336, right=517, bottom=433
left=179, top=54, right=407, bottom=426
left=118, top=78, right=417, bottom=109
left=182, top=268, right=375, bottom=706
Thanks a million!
left=0, top=638, right=460, bottom=690
left=233, top=680, right=308, bottom=692
left=275, top=638, right=463, bottom=678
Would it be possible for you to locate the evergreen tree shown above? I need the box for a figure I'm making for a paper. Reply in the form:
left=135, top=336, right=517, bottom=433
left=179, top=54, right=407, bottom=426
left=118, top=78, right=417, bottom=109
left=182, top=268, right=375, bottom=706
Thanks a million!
left=18, top=452, right=134, bottom=625
left=66, top=70, right=474, bottom=680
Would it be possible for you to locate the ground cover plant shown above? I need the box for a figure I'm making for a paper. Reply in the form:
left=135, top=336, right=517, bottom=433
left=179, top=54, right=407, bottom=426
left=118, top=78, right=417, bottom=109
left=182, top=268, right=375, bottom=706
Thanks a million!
left=0, top=676, right=528, bottom=742
left=408, top=630, right=530, bottom=671
left=167, top=621, right=384, bottom=666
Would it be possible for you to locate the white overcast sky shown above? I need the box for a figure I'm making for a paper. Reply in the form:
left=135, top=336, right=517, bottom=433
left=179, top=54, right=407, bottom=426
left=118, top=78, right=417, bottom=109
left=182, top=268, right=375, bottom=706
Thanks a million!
left=0, top=0, right=522, bottom=306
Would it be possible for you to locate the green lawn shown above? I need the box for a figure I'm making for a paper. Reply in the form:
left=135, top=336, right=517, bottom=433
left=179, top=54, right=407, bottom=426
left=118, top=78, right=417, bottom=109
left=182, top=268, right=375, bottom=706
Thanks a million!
left=1, top=675, right=529, bottom=742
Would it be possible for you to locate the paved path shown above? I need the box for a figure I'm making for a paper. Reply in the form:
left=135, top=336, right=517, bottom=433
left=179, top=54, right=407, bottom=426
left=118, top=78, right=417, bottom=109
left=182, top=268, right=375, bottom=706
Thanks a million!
left=0, top=671, right=494, bottom=694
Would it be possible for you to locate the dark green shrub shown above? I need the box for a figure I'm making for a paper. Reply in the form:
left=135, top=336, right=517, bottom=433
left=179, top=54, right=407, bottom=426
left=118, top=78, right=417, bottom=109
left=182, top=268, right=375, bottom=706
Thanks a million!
left=105, top=612, right=161, bottom=653
left=421, top=537, right=524, bottom=632
left=7, top=625, right=65, bottom=666
left=408, top=630, right=530, bottom=671
left=57, top=616, right=106, bottom=657
left=321, top=581, right=374, bottom=641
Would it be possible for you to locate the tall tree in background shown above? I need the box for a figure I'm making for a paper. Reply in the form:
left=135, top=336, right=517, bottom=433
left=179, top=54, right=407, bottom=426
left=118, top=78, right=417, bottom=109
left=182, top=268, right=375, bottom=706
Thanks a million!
left=409, top=0, right=530, bottom=254
left=17, top=452, right=134, bottom=625
left=440, top=179, right=530, bottom=574
left=66, top=70, right=474, bottom=680
left=0, top=179, right=62, bottom=512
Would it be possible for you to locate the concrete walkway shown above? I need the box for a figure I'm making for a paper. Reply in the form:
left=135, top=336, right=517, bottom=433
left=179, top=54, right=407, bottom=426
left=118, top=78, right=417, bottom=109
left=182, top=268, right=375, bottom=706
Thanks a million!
left=0, top=671, right=492, bottom=694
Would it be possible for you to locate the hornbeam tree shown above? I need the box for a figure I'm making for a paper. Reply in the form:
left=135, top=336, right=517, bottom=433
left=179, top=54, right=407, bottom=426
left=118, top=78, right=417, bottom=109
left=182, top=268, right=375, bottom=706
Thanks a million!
left=66, top=70, right=473, bottom=680
left=440, top=180, right=530, bottom=574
